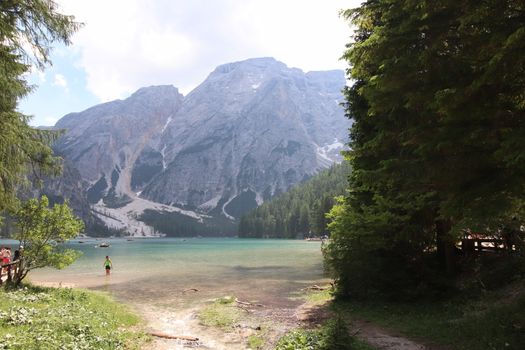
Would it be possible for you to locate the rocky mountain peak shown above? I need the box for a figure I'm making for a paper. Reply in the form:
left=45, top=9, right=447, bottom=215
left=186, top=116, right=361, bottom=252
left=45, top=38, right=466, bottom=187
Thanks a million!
left=211, top=57, right=284, bottom=75
left=129, top=84, right=182, bottom=100
left=53, top=57, right=350, bottom=225
left=192, top=57, right=301, bottom=98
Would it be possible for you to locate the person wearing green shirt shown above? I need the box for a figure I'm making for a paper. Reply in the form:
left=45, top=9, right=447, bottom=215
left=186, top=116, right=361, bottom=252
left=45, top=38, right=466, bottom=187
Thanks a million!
left=103, top=256, right=113, bottom=275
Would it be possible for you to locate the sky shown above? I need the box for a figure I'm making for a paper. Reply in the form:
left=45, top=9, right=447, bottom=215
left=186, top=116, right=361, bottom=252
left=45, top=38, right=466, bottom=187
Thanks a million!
left=21, top=0, right=362, bottom=127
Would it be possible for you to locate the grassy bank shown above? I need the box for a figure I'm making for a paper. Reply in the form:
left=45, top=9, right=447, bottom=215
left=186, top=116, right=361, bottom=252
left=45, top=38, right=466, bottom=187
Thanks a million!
left=274, top=320, right=375, bottom=350
left=0, top=284, right=148, bottom=350
left=198, top=296, right=244, bottom=329
left=334, top=280, right=525, bottom=350
left=272, top=288, right=375, bottom=350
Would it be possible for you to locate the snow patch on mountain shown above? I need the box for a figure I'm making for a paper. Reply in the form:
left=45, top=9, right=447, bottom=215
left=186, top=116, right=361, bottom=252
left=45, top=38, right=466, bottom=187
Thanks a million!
left=221, top=196, right=236, bottom=220
left=92, top=197, right=205, bottom=237
left=161, top=116, right=173, bottom=133
left=316, top=138, right=345, bottom=165
left=199, top=195, right=222, bottom=211
left=161, top=144, right=167, bottom=170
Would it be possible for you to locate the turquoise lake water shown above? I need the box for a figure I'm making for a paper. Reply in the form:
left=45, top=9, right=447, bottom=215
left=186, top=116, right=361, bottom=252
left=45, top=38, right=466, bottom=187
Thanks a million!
left=3, top=238, right=326, bottom=308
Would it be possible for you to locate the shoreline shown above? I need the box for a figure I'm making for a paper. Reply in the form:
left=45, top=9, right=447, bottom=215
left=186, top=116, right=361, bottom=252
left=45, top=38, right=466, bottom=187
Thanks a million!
left=15, top=238, right=328, bottom=349
left=31, top=279, right=329, bottom=350
left=138, top=289, right=330, bottom=350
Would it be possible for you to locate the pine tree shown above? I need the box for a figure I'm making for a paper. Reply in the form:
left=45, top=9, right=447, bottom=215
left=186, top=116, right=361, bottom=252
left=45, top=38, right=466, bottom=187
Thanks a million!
left=326, top=0, right=525, bottom=298
left=0, top=1, right=80, bottom=216
left=238, top=162, right=351, bottom=238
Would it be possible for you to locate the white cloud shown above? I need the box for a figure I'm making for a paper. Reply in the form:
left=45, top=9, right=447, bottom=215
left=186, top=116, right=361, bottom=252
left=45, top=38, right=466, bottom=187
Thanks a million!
left=38, top=71, right=46, bottom=83
left=58, top=0, right=360, bottom=101
left=44, top=116, right=59, bottom=125
left=23, top=66, right=47, bottom=83
left=53, top=73, right=68, bottom=88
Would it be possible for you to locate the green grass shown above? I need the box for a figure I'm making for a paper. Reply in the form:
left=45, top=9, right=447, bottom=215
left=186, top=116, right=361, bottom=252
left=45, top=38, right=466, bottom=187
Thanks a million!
left=303, top=287, right=333, bottom=305
left=197, top=296, right=243, bottom=329
left=274, top=318, right=376, bottom=350
left=247, top=334, right=264, bottom=349
left=334, top=282, right=525, bottom=350
left=273, top=287, right=376, bottom=349
left=274, top=329, right=322, bottom=350
left=0, top=284, right=148, bottom=350
left=197, top=296, right=270, bottom=349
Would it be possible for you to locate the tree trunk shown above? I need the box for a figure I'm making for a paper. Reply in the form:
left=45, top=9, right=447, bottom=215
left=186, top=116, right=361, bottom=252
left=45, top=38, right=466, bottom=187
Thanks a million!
left=436, top=218, right=456, bottom=275
left=12, top=258, right=27, bottom=286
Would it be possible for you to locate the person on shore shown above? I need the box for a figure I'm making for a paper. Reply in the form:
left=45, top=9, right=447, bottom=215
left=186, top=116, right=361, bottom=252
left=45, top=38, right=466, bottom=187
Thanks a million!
left=103, top=256, right=113, bottom=275
left=1, top=247, right=11, bottom=274
left=1, top=247, right=5, bottom=275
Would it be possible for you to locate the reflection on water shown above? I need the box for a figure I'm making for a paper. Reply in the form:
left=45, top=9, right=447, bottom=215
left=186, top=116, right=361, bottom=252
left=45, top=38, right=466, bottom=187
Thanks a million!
left=22, top=238, right=326, bottom=309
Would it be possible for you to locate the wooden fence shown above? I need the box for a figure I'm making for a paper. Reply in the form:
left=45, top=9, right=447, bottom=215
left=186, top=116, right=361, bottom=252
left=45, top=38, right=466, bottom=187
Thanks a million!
left=460, top=238, right=518, bottom=253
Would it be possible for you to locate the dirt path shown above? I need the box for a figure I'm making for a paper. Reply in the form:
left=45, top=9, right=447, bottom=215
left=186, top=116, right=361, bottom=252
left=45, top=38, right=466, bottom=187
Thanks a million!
left=30, top=280, right=445, bottom=350
left=137, top=295, right=445, bottom=350
left=139, top=303, right=292, bottom=350
left=139, top=305, right=234, bottom=350
left=349, top=319, right=445, bottom=350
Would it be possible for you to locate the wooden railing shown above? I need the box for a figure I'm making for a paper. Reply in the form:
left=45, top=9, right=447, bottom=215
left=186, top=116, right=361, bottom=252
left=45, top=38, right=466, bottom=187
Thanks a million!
left=461, top=238, right=518, bottom=253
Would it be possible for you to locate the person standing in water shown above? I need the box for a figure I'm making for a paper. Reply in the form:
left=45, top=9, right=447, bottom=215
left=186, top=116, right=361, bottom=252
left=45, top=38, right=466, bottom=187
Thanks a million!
left=103, top=256, right=113, bottom=275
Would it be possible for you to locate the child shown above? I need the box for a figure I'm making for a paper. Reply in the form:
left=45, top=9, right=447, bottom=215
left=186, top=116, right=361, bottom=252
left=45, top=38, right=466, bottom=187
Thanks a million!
left=103, top=256, right=113, bottom=275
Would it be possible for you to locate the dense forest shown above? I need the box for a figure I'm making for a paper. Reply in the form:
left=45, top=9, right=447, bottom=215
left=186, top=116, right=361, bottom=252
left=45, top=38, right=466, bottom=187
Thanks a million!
left=238, top=161, right=351, bottom=238
left=0, top=0, right=85, bottom=286
left=139, top=209, right=237, bottom=237
left=326, top=0, right=525, bottom=300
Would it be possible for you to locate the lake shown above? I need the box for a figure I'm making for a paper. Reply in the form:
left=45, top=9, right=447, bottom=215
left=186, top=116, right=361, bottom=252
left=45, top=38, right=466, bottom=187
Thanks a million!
left=2, top=238, right=328, bottom=349
left=7, top=238, right=326, bottom=308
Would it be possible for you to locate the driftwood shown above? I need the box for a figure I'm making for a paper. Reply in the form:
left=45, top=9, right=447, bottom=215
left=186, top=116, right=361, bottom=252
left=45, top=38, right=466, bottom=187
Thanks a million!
left=149, top=332, right=199, bottom=341
left=182, top=288, right=199, bottom=293
left=235, top=298, right=264, bottom=307
left=304, top=285, right=327, bottom=291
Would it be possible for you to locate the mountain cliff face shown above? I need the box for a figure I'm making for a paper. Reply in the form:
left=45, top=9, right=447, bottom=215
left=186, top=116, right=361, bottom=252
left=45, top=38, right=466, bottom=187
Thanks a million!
left=55, top=86, right=184, bottom=207
left=141, top=58, right=347, bottom=217
left=24, top=157, right=107, bottom=235
left=54, top=58, right=349, bottom=223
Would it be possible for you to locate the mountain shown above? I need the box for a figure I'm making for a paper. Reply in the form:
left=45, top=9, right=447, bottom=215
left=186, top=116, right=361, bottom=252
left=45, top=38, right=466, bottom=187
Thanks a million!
left=141, top=58, right=347, bottom=216
left=29, top=157, right=121, bottom=237
left=55, top=86, right=184, bottom=207
left=53, top=57, right=349, bottom=235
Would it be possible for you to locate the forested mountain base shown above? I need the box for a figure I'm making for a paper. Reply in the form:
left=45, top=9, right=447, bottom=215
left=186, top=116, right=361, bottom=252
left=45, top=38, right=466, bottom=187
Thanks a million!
left=238, top=161, right=350, bottom=238
left=140, top=209, right=237, bottom=237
